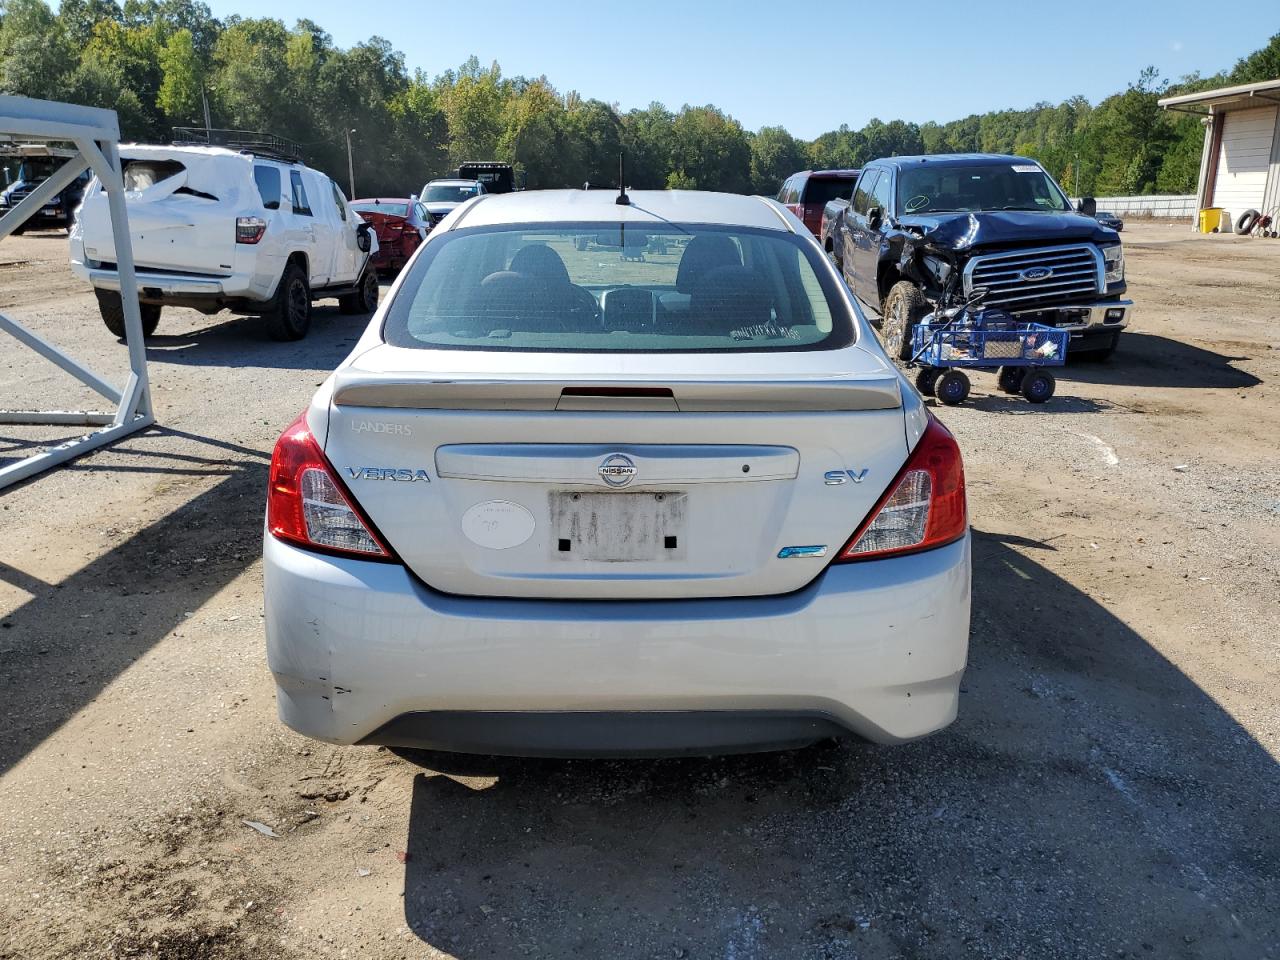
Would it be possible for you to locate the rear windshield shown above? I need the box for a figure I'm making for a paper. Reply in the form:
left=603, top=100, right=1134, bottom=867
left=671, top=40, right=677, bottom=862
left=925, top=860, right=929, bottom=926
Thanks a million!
left=383, top=223, right=854, bottom=353
left=424, top=183, right=481, bottom=203
left=353, top=201, right=409, bottom=217
left=122, top=160, right=184, bottom=191
left=801, top=176, right=857, bottom=205
left=896, top=162, right=1071, bottom=214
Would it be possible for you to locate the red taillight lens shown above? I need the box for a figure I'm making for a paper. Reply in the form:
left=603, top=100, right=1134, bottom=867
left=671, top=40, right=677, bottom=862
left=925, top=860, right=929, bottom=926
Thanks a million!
left=236, top=216, right=266, bottom=244
left=267, top=412, right=395, bottom=561
left=836, top=415, right=967, bottom=562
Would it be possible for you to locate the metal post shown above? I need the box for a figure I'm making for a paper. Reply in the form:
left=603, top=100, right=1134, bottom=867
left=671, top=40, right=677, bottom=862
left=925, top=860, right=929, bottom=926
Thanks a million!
left=0, top=94, right=155, bottom=491
left=345, top=127, right=356, bottom=198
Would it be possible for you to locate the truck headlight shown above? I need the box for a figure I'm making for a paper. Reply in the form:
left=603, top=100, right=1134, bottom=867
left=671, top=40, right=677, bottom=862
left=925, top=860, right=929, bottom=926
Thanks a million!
left=1103, top=245, right=1124, bottom=284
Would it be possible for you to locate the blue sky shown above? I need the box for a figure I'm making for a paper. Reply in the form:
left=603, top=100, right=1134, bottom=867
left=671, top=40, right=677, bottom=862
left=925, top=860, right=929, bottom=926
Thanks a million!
left=204, top=0, right=1277, bottom=139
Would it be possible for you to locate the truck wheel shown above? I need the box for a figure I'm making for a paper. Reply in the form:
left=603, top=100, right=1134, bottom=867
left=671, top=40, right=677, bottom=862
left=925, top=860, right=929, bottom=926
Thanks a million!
left=881, top=281, right=930, bottom=361
left=914, top=367, right=940, bottom=397
left=265, top=262, right=311, bottom=341
left=1020, top=370, right=1056, bottom=403
left=935, top=370, right=970, bottom=406
left=339, top=268, right=379, bottom=315
left=96, top=290, right=161, bottom=339
left=997, top=366, right=1025, bottom=393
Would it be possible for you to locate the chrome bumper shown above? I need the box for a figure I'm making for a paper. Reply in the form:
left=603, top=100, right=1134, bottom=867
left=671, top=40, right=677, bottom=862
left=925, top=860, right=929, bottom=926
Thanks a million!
left=88, top=268, right=226, bottom=297
left=1010, top=298, right=1132, bottom=333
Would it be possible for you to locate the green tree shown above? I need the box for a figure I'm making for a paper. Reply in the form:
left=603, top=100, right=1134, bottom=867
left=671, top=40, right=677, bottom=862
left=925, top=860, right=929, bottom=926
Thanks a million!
left=1229, top=31, right=1280, bottom=83
left=669, top=105, right=750, bottom=193
left=749, top=125, right=806, bottom=194
left=157, top=27, right=199, bottom=121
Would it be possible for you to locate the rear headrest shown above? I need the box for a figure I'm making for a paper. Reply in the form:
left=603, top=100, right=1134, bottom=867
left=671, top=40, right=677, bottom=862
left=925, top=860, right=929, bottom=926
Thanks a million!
left=689, top=264, right=771, bottom=333
left=675, top=235, right=741, bottom=293
left=509, top=243, right=570, bottom=284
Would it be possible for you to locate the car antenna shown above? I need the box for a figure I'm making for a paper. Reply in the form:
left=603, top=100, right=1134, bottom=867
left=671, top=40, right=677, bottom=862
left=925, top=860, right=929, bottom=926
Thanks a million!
left=616, top=152, right=630, bottom=206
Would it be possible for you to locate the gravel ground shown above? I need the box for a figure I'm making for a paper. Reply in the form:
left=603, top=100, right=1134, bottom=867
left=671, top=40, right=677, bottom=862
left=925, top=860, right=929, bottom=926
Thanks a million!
left=0, top=221, right=1277, bottom=959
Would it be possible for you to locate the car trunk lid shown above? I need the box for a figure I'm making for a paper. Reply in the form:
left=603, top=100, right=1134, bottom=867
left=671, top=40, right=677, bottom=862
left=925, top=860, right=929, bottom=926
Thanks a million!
left=322, top=345, right=909, bottom=600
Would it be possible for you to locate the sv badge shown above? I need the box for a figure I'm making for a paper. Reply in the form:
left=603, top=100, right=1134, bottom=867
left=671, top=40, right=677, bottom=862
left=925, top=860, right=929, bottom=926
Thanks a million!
left=824, top=469, right=869, bottom=486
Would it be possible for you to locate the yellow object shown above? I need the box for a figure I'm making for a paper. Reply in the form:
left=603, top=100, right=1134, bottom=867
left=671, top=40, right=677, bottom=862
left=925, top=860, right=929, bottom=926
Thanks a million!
left=1199, top=207, right=1223, bottom=233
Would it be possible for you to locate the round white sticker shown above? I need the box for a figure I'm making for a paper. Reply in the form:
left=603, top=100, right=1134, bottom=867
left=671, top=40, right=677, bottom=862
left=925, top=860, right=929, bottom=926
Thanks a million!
left=461, top=500, right=536, bottom=550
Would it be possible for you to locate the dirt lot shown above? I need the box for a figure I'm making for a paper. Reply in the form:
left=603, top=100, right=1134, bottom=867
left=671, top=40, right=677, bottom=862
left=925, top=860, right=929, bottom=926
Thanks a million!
left=1, top=221, right=1278, bottom=960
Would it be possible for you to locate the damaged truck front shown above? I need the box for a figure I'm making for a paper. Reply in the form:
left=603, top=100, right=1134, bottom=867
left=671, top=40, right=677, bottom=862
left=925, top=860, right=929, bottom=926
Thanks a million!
left=828, top=154, right=1131, bottom=360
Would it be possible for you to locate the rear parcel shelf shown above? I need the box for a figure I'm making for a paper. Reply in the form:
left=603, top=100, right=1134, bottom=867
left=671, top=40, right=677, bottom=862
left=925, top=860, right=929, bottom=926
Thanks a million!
left=330, top=375, right=903, bottom=412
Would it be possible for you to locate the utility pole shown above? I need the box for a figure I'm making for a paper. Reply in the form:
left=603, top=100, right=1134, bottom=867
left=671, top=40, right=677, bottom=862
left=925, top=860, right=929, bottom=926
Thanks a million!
left=345, top=128, right=356, bottom=198
left=201, top=85, right=212, bottom=131
left=1074, top=154, right=1081, bottom=198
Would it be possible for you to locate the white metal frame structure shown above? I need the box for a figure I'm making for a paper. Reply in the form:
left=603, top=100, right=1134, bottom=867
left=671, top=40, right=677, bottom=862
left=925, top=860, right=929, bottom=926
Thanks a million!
left=0, top=95, right=153, bottom=491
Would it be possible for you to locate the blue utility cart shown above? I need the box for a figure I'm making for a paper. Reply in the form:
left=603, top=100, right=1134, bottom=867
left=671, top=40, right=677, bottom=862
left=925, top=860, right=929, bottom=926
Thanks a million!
left=909, top=310, right=1070, bottom=406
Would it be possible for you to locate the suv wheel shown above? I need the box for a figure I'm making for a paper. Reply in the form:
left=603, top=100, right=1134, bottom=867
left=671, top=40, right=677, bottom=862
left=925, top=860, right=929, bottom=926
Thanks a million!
left=265, top=262, right=311, bottom=341
left=881, top=281, right=929, bottom=361
left=97, top=290, right=161, bottom=339
left=339, top=269, right=379, bottom=315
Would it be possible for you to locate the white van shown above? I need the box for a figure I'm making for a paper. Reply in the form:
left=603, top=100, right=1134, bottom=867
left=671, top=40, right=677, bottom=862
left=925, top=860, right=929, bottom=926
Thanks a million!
left=70, top=144, right=379, bottom=341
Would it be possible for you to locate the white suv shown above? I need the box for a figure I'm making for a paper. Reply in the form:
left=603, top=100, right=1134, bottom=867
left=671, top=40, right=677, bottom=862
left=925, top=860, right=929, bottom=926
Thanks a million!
left=263, top=189, right=971, bottom=757
left=70, top=143, right=379, bottom=341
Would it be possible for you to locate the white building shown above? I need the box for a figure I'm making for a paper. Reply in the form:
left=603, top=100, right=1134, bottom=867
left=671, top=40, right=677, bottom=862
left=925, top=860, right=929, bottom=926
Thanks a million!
left=1159, top=78, right=1280, bottom=225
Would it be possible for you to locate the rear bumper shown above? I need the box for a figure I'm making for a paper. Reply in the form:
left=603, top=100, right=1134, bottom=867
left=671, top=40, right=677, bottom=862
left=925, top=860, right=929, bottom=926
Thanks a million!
left=263, top=533, right=972, bottom=755
left=69, top=246, right=271, bottom=305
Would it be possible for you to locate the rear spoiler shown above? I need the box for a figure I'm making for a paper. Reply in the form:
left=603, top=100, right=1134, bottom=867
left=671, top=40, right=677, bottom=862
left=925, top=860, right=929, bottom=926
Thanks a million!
left=332, top=374, right=902, bottom=413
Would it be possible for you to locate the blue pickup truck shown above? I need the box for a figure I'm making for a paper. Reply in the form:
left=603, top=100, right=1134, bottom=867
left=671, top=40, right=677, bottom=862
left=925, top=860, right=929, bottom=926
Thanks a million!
left=823, top=154, right=1132, bottom=360
left=1, top=151, right=91, bottom=234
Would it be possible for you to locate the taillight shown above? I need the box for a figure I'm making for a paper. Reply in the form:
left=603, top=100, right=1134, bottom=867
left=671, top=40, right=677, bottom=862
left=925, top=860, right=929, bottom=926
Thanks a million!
left=236, top=216, right=266, bottom=244
left=836, top=415, right=967, bottom=562
left=267, top=412, right=396, bottom=562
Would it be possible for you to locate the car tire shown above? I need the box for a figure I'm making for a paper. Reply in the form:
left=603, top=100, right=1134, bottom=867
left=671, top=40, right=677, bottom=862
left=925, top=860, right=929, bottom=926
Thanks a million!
left=265, top=262, right=311, bottom=341
left=1020, top=369, right=1056, bottom=403
left=97, top=290, right=161, bottom=339
left=997, top=366, right=1025, bottom=394
left=1236, top=209, right=1261, bottom=235
left=935, top=370, right=970, bottom=406
left=914, top=367, right=940, bottom=397
left=881, top=281, right=930, bottom=362
left=339, top=268, right=379, bottom=315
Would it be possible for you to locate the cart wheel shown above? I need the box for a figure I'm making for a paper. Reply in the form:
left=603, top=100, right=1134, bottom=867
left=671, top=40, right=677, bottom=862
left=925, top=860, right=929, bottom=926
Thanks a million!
left=1021, top=369, right=1056, bottom=404
left=914, top=367, right=941, bottom=397
left=935, top=370, right=970, bottom=406
left=997, top=366, right=1025, bottom=394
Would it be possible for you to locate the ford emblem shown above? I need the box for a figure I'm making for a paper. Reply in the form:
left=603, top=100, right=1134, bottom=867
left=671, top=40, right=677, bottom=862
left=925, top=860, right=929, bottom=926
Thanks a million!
left=598, top=453, right=637, bottom=487
left=1019, top=266, right=1053, bottom=282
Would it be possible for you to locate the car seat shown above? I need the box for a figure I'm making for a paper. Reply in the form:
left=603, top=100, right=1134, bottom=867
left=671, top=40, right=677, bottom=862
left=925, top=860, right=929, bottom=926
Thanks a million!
left=660, top=235, right=742, bottom=316
left=687, top=264, right=771, bottom=338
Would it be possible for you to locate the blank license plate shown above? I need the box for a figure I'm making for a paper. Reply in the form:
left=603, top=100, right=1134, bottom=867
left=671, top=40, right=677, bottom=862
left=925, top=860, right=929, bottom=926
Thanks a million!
left=550, top=491, right=687, bottom=561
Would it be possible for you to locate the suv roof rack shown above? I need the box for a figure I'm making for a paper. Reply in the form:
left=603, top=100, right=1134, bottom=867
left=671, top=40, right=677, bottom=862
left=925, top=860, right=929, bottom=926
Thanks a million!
left=171, top=127, right=303, bottom=163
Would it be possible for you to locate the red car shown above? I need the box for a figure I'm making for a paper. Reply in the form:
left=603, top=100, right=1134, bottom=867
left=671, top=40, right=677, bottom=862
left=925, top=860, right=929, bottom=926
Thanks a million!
left=776, top=169, right=860, bottom=237
left=351, top=197, right=430, bottom=275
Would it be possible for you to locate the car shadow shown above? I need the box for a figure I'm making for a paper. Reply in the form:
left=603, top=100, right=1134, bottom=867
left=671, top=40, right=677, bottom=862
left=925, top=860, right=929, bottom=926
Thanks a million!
left=136, top=300, right=381, bottom=372
left=1062, top=332, right=1261, bottom=389
left=395, top=529, right=1279, bottom=958
left=0, top=438, right=266, bottom=773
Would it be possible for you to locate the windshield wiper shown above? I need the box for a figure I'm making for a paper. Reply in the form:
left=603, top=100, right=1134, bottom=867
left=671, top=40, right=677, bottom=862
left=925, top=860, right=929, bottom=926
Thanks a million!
left=997, top=205, right=1045, bottom=211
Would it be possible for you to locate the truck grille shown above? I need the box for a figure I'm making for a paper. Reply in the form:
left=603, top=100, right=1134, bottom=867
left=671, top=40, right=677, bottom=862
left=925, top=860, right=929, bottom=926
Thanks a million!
left=964, top=244, right=1102, bottom=310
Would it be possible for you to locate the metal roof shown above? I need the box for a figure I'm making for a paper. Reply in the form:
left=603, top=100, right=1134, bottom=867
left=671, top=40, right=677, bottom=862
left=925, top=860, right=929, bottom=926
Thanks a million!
left=449, top=189, right=794, bottom=232
left=866, top=153, right=1035, bottom=169
left=1158, top=78, right=1280, bottom=112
